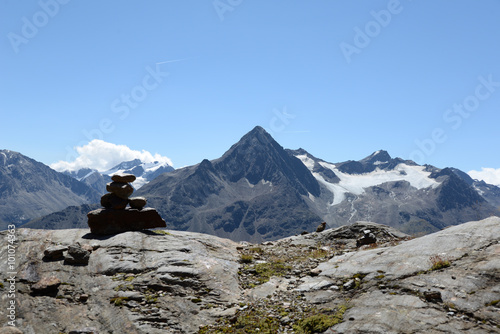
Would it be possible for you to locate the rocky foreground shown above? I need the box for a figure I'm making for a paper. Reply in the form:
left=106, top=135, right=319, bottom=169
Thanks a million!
left=0, top=217, right=499, bottom=333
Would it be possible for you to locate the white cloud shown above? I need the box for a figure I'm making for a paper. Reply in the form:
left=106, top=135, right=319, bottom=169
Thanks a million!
left=51, top=140, right=173, bottom=172
left=468, top=168, right=500, bottom=186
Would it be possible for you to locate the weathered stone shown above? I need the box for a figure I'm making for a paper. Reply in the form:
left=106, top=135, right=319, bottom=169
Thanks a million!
left=356, top=232, right=377, bottom=247
left=128, top=197, right=147, bottom=210
left=87, top=208, right=166, bottom=235
left=68, top=328, right=99, bottom=334
left=106, top=182, right=134, bottom=199
left=424, top=290, right=443, bottom=303
left=64, top=244, right=90, bottom=265
left=43, top=245, right=68, bottom=260
left=100, top=192, right=128, bottom=210
left=2, top=217, right=499, bottom=334
left=0, top=327, right=24, bottom=334
left=31, top=276, right=61, bottom=296
left=111, top=173, right=136, bottom=183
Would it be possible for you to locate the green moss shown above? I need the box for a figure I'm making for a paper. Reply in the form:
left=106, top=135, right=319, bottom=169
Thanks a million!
left=240, top=254, right=253, bottom=263
left=486, top=300, right=499, bottom=307
left=375, top=275, right=385, bottom=279
left=151, top=229, right=171, bottom=235
left=429, top=255, right=451, bottom=271
left=110, top=296, right=129, bottom=306
left=254, top=261, right=292, bottom=284
left=124, top=276, right=135, bottom=282
left=0, top=282, right=4, bottom=289
left=114, top=284, right=134, bottom=291
left=294, top=305, right=348, bottom=334
left=249, top=247, right=264, bottom=254
left=191, top=298, right=202, bottom=303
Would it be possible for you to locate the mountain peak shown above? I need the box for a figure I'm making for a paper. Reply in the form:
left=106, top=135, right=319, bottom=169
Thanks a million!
left=361, top=150, right=392, bottom=164
left=238, top=126, right=274, bottom=145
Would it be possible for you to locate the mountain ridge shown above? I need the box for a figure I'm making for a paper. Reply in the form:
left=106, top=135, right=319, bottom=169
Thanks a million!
left=0, top=149, right=101, bottom=229
left=6, top=126, right=500, bottom=241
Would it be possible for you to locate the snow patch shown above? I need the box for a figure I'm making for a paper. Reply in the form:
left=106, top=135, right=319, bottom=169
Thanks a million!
left=320, top=162, right=440, bottom=205
left=297, top=155, right=441, bottom=206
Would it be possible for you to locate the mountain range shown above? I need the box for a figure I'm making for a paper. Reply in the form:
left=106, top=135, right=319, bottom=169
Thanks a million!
left=61, top=158, right=174, bottom=193
left=134, top=126, right=499, bottom=241
left=0, top=149, right=101, bottom=230
left=3, top=126, right=500, bottom=242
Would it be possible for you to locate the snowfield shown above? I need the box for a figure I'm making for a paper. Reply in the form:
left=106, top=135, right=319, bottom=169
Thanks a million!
left=296, top=155, right=441, bottom=205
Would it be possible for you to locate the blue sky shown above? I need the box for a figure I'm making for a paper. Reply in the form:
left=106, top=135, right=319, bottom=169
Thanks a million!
left=1, top=1, right=500, bottom=183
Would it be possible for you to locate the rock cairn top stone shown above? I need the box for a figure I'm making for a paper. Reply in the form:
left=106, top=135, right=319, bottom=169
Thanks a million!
left=87, top=173, right=166, bottom=235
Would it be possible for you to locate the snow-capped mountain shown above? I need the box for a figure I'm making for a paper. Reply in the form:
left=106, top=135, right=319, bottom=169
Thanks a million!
left=291, top=149, right=497, bottom=234
left=63, top=159, right=174, bottom=193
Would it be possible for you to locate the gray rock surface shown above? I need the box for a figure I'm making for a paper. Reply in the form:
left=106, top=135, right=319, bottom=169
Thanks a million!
left=1, top=218, right=499, bottom=333
left=0, top=228, right=241, bottom=333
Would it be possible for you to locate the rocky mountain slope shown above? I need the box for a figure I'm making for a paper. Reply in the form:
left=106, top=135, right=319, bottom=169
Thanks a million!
left=293, top=149, right=500, bottom=235
left=0, top=217, right=498, bottom=333
left=136, top=126, right=321, bottom=242
left=22, top=204, right=100, bottom=230
left=0, top=150, right=101, bottom=229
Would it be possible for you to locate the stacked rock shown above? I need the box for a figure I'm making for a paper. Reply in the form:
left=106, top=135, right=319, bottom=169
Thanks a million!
left=87, top=173, right=166, bottom=235
left=101, top=174, right=146, bottom=210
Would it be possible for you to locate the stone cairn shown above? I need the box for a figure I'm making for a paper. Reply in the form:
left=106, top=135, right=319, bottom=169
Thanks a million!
left=87, top=173, right=166, bottom=235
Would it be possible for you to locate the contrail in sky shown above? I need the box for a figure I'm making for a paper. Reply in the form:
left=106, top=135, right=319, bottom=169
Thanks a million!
left=155, top=57, right=196, bottom=65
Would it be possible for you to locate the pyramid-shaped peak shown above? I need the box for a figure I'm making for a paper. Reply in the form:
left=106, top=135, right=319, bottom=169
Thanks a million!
left=361, top=150, right=392, bottom=164
left=242, top=125, right=273, bottom=141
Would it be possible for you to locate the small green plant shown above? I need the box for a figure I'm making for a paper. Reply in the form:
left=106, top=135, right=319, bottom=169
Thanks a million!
left=110, top=296, right=129, bottom=307
left=294, top=305, right=349, bottom=334
left=254, top=261, right=292, bottom=284
left=151, top=229, right=171, bottom=235
left=240, top=254, right=253, bottom=263
left=429, top=255, right=451, bottom=271
left=486, top=300, right=499, bottom=307
left=249, top=247, right=264, bottom=254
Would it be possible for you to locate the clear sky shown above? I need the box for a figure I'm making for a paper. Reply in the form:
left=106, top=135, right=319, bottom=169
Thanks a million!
left=1, top=1, right=500, bottom=183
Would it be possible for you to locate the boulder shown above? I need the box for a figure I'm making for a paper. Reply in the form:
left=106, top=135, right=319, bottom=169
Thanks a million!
left=128, top=197, right=147, bottom=210
left=64, top=244, right=91, bottom=265
left=111, top=173, right=136, bottom=183
left=31, top=276, right=61, bottom=296
left=106, top=182, right=133, bottom=199
left=43, top=245, right=68, bottom=260
left=100, top=193, right=128, bottom=210
left=356, top=230, right=377, bottom=247
left=87, top=208, right=167, bottom=235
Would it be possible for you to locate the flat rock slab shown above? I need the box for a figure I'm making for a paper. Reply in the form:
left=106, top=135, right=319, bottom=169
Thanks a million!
left=87, top=208, right=166, bottom=235
left=111, top=173, right=136, bottom=183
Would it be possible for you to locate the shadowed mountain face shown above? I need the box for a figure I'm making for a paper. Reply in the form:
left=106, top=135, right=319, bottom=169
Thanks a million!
left=136, top=126, right=322, bottom=242
left=0, top=150, right=101, bottom=229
